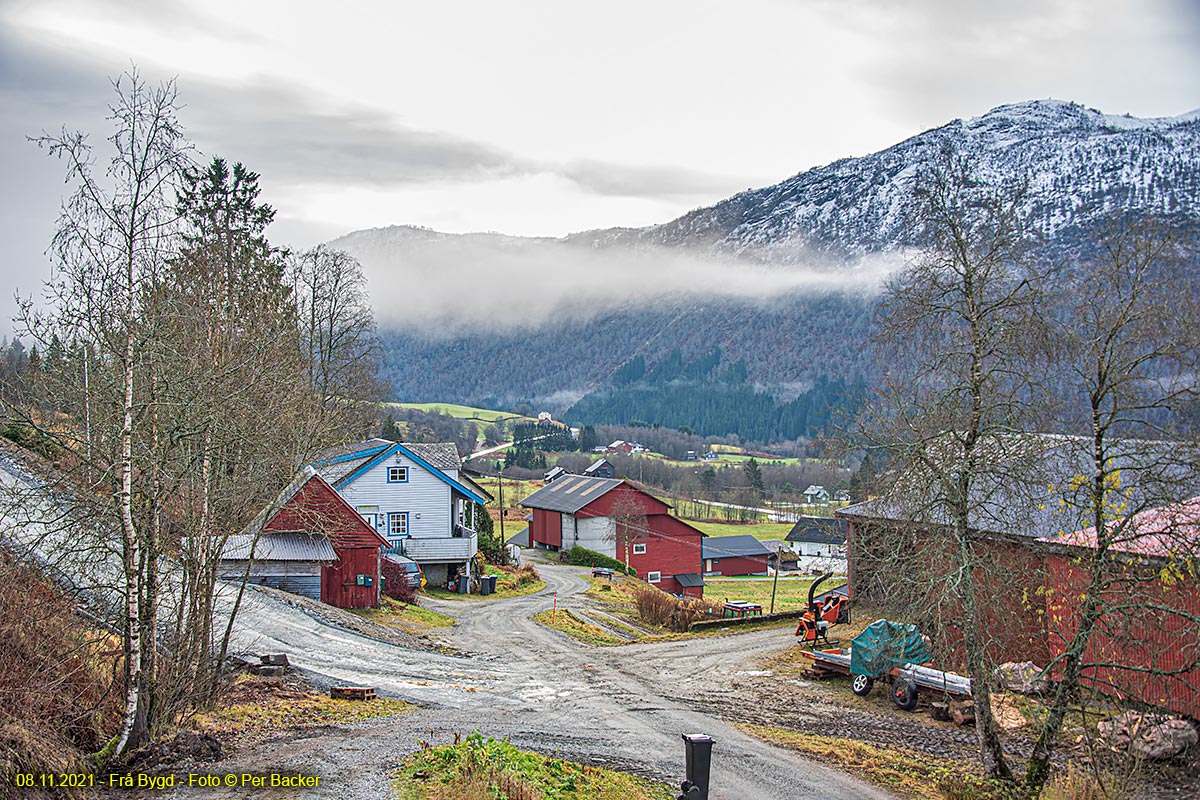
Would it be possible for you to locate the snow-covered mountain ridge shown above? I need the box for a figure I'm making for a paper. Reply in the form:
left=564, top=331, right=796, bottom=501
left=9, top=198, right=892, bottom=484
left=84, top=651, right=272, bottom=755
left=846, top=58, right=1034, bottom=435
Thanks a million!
left=569, top=99, right=1200, bottom=263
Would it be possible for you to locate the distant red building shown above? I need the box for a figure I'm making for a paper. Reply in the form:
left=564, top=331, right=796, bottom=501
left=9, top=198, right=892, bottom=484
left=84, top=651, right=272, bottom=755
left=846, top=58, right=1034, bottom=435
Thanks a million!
left=702, top=535, right=770, bottom=577
left=520, top=476, right=705, bottom=597
left=222, top=469, right=389, bottom=609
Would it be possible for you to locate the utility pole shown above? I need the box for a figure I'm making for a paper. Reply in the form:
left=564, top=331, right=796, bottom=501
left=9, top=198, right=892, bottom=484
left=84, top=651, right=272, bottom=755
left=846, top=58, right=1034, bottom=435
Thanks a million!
left=769, top=550, right=781, bottom=615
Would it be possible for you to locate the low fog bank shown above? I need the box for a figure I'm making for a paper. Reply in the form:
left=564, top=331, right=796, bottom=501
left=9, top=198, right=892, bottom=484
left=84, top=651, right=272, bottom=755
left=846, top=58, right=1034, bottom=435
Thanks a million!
left=331, top=227, right=904, bottom=335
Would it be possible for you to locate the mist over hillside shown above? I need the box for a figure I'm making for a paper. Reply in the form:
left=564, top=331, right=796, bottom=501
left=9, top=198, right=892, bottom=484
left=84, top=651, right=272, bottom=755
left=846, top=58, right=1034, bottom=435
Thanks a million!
left=332, top=99, right=1200, bottom=433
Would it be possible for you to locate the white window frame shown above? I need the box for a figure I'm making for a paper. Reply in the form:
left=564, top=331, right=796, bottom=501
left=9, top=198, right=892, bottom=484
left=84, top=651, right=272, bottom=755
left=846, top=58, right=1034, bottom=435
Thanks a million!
left=647, top=571, right=661, bottom=583
left=632, top=543, right=647, bottom=555
left=387, top=466, right=408, bottom=483
left=388, top=512, right=409, bottom=536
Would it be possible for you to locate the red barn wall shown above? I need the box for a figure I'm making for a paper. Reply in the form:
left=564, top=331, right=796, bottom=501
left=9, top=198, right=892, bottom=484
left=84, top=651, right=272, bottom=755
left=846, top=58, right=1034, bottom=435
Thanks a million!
left=1045, top=553, right=1200, bottom=719
left=627, top=514, right=704, bottom=597
left=577, top=484, right=671, bottom=518
left=531, top=509, right=562, bottom=548
left=322, top=548, right=381, bottom=609
left=704, top=554, right=768, bottom=577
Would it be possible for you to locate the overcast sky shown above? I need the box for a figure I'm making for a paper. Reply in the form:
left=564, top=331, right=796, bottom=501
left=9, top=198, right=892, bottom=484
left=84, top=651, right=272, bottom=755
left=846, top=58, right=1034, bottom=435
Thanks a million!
left=2, top=0, right=1198, bottom=336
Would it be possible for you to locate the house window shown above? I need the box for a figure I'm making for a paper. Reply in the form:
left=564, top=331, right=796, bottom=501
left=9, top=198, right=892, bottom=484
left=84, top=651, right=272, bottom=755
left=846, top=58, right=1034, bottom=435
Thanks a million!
left=356, top=505, right=379, bottom=527
left=647, top=571, right=661, bottom=583
left=632, top=543, right=647, bottom=555
left=387, top=466, right=408, bottom=483
left=388, top=512, right=409, bottom=536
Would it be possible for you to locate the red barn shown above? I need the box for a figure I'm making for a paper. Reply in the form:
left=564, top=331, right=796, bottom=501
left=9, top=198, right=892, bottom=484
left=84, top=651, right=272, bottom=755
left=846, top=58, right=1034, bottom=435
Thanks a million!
left=222, top=469, right=389, bottom=609
left=1041, top=498, right=1200, bottom=719
left=520, top=475, right=706, bottom=597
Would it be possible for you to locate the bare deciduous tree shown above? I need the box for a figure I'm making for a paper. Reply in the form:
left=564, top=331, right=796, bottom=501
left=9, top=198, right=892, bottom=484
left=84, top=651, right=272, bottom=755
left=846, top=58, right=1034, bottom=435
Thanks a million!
left=861, top=145, right=1054, bottom=780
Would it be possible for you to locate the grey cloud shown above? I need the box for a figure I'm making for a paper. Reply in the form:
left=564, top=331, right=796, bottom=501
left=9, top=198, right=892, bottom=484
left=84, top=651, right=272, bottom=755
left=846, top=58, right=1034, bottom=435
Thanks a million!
left=1, top=20, right=739, bottom=204
left=559, top=159, right=748, bottom=199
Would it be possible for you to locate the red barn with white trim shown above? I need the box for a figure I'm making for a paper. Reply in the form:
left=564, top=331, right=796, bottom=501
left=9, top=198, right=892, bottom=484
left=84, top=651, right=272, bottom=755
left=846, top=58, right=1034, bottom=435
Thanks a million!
left=520, top=475, right=706, bottom=597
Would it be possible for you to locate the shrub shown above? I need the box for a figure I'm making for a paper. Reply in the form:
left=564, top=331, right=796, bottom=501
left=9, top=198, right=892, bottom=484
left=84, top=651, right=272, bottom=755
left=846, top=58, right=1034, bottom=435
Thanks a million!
left=379, top=559, right=418, bottom=604
left=633, top=584, right=712, bottom=632
left=561, top=546, right=635, bottom=575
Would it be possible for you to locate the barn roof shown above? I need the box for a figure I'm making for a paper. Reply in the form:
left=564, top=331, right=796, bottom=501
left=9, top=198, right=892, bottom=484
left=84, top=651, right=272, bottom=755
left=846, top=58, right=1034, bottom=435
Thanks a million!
left=1044, top=495, right=1200, bottom=558
left=220, top=532, right=336, bottom=562
left=837, top=434, right=1200, bottom=540
left=519, top=473, right=623, bottom=514
left=702, top=534, right=770, bottom=559
left=786, top=516, right=846, bottom=545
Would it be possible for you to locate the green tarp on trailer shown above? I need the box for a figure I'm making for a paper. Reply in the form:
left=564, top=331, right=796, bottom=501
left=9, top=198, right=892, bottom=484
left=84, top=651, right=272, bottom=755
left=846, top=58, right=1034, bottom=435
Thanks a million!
left=850, top=619, right=933, bottom=676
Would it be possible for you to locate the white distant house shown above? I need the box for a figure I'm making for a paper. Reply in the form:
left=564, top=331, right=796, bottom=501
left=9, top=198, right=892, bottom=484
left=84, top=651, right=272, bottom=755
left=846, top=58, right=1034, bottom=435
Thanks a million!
left=803, top=484, right=831, bottom=505
left=310, top=438, right=492, bottom=587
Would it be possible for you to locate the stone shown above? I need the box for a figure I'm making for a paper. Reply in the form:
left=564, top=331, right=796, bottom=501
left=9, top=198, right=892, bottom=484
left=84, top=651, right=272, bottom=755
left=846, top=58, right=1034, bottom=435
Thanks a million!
left=994, top=661, right=1051, bottom=694
left=1099, top=711, right=1198, bottom=760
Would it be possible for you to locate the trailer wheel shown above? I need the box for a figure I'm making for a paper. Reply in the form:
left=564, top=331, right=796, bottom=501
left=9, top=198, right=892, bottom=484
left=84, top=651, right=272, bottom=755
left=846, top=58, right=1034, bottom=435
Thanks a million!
left=892, top=679, right=919, bottom=711
left=851, top=674, right=874, bottom=696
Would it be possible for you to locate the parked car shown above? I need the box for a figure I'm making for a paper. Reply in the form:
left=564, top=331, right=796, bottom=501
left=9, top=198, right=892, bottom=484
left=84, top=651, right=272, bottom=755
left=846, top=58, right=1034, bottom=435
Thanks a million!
left=385, top=555, right=425, bottom=589
left=592, top=567, right=615, bottom=578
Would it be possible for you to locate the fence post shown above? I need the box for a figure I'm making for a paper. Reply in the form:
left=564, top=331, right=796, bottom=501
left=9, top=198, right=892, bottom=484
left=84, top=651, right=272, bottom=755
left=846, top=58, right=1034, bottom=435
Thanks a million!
left=678, top=734, right=714, bottom=800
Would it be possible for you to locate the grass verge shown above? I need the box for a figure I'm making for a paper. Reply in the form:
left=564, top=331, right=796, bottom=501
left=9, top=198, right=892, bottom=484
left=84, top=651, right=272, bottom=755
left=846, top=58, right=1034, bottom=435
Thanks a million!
left=531, top=609, right=626, bottom=646
left=394, top=734, right=672, bottom=800
left=353, top=597, right=456, bottom=633
left=704, top=576, right=819, bottom=612
left=734, top=724, right=1017, bottom=800
left=194, top=674, right=414, bottom=737
left=683, top=520, right=797, bottom=540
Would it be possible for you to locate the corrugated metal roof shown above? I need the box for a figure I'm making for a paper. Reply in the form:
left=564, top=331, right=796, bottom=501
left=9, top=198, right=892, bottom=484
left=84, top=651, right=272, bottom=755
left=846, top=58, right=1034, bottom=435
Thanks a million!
left=702, top=534, right=771, bottom=559
left=520, top=473, right=623, bottom=513
left=675, top=573, right=705, bottom=588
left=837, top=435, right=1200, bottom=540
left=220, top=532, right=336, bottom=562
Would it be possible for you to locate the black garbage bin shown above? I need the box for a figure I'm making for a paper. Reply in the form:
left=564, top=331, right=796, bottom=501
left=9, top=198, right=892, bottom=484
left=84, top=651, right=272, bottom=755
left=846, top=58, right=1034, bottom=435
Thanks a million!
left=481, top=574, right=497, bottom=595
left=457, top=575, right=470, bottom=594
left=488, top=574, right=499, bottom=593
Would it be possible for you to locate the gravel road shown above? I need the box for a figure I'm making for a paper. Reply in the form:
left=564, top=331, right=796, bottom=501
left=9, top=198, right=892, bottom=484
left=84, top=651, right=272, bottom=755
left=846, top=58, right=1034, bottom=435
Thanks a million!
left=158, top=560, right=893, bottom=800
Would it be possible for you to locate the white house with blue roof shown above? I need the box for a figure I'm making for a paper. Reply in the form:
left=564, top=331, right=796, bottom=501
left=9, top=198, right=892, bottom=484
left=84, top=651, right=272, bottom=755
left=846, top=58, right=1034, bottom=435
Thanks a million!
left=310, top=438, right=491, bottom=587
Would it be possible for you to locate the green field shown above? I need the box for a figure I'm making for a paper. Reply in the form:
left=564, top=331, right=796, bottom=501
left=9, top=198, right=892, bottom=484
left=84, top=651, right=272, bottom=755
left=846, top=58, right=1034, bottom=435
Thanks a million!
left=387, top=402, right=536, bottom=424
left=685, top=520, right=795, bottom=541
left=704, top=576, right=819, bottom=612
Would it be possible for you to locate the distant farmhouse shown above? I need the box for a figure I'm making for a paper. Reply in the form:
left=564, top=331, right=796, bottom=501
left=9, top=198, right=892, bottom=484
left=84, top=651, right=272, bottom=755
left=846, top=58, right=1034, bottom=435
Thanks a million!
left=803, top=485, right=831, bottom=505
left=520, top=475, right=705, bottom=597
left=785, top=516, right=847, bottom=559
left=583, top=458, right=615, bottom=479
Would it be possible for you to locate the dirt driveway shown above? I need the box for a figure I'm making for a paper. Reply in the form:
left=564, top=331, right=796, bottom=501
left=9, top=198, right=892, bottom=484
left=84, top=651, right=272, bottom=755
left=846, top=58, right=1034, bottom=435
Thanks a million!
left=162, top=560, right=892, bottom=800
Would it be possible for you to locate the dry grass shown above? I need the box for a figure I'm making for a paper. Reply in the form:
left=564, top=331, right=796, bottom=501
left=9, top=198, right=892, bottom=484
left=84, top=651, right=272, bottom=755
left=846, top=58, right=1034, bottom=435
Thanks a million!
left=352, top=597, right=456, bottom=633
left=531, top=610, right=625, bottom=646
left=736, top=724, right=1021, bottom=800
left=193, top=674, right=413, bottom=737
left=0, top=556, right=121, bottom=794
